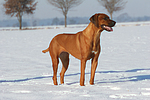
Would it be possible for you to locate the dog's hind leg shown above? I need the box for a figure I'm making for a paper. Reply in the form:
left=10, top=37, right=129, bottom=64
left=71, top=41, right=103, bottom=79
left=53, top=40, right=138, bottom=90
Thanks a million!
left=50, top=46, right=59, bottom=85
left=52, top=58, right=59, bottom=85
left=51, top=56, right=59, bottom=85
left=59, top=52, right=69, bottom=84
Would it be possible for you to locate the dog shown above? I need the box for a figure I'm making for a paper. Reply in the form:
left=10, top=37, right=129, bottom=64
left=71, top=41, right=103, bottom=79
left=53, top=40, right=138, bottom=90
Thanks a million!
left=42, top=13, right=116, bottom=86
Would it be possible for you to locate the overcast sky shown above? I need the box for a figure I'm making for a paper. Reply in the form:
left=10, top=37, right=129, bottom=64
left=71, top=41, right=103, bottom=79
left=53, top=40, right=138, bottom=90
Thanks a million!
left=0, top=0, right=150, bottom=20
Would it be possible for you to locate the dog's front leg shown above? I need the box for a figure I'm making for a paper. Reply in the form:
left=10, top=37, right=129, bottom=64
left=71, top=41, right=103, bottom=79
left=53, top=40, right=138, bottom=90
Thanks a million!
left=80, top=59, right=87, bottom=86
left=90, top=56, right=99, bottom=85
left=90, top=49, right=100, bottom=85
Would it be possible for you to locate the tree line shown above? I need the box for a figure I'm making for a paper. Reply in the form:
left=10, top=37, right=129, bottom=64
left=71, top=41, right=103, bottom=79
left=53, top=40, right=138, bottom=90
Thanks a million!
left=3, top=0, right=127, bottom=30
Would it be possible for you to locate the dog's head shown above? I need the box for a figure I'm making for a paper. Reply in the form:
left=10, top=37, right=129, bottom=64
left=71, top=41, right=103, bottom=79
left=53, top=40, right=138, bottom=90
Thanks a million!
left=90, top=13, right=116, bottom=32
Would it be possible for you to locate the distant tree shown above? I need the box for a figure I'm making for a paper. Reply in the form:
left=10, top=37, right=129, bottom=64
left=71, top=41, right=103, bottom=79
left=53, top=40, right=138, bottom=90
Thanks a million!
left=32, top=20, right=38, bottom=26
left=59, top=20, right=65, bottom=25
left=13, top=23, right=19, bottom=27
left=47, top=0, right=83, bottom=27
left=69, top=19, right=76, bottom=25
left=22, top=22, right=28, bottom=27
left=97, top=0, right=127, bottom=19
left=51, top=17, right=60, bottom=25
left=3, top=0, right=38, bottom=30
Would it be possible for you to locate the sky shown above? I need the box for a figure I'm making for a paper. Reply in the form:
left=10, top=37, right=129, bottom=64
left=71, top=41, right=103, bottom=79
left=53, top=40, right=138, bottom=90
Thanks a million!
left=0, top=0, right=150, bottom=20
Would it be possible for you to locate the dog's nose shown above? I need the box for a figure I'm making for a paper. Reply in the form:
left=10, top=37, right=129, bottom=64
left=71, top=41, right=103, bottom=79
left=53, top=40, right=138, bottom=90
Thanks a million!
left=109, top=20, right=116, bottom=27
left=112, top=21, right=116, bottom=26
left=113, top=21, right=116, bottom=25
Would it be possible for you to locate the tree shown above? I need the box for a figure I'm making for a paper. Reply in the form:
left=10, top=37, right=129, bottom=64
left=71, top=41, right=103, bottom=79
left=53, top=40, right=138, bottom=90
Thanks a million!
left=3, top=0, right=38, bottom=30
left=97, top=0, right=127, bottom=19
left=51, top=17, right=60, bottom=25
left=47, top=0, right=83, bottom=27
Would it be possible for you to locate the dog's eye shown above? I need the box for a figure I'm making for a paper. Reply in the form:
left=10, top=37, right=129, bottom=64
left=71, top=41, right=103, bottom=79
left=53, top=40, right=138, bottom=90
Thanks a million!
left=104, top=17, right=109, bottom=20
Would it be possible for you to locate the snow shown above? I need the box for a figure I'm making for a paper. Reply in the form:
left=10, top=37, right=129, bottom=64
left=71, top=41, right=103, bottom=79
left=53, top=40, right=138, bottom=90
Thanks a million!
left=0, top=22, right=150, bottom=100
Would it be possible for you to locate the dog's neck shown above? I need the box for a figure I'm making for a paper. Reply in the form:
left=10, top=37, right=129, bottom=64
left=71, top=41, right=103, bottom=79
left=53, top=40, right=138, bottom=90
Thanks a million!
left=83, top=22, right=103, bottom=52
left=83, top=22, right=103, bottom=38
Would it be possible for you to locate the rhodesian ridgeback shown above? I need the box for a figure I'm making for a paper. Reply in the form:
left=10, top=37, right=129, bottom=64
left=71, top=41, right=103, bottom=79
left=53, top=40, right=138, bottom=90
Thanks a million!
left=42, top=13, right=116, bottom=86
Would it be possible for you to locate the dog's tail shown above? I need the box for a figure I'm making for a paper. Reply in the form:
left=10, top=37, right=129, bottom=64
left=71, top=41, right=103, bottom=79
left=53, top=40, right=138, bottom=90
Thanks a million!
left=42, top=48, right=49, bottom=53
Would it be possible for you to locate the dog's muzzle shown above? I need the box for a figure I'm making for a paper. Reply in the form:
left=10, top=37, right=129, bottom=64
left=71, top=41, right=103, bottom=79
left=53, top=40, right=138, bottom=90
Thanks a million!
left=101, top=20, right=116, bottom=32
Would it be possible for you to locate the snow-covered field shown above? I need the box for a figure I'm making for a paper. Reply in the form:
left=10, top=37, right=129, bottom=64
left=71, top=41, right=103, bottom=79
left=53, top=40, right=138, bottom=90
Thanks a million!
left=0, top=23, right=150, bottom=100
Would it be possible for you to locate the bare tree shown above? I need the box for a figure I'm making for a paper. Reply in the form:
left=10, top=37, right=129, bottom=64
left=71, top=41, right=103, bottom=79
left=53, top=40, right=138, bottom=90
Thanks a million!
left=3, top=0, right=38, bottom=30
left=97, top=0, right=127, bottom=19
left=47, top=0, right=83, bottom=27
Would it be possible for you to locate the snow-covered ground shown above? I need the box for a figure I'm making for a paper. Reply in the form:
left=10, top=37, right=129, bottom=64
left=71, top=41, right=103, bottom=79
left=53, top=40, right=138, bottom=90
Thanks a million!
left=0, top=22, right=150, bottom=100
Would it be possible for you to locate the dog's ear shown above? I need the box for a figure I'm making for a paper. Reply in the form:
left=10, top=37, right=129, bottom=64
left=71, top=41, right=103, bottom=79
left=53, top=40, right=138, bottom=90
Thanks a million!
left=90, top=14, right=99, bottom=28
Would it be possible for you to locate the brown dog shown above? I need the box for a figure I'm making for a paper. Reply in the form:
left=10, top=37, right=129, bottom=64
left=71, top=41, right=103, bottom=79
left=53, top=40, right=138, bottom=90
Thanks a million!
left=42, top=13, right=116, bottom=86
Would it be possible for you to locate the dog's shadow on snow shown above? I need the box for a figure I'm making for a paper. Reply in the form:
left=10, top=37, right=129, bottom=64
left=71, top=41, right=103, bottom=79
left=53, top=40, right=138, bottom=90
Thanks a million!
left=0, top=76, right=53, bottom=83
left=0, top=68, right=150, bottom=85
left=95, top=68, right=150, bottom=84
